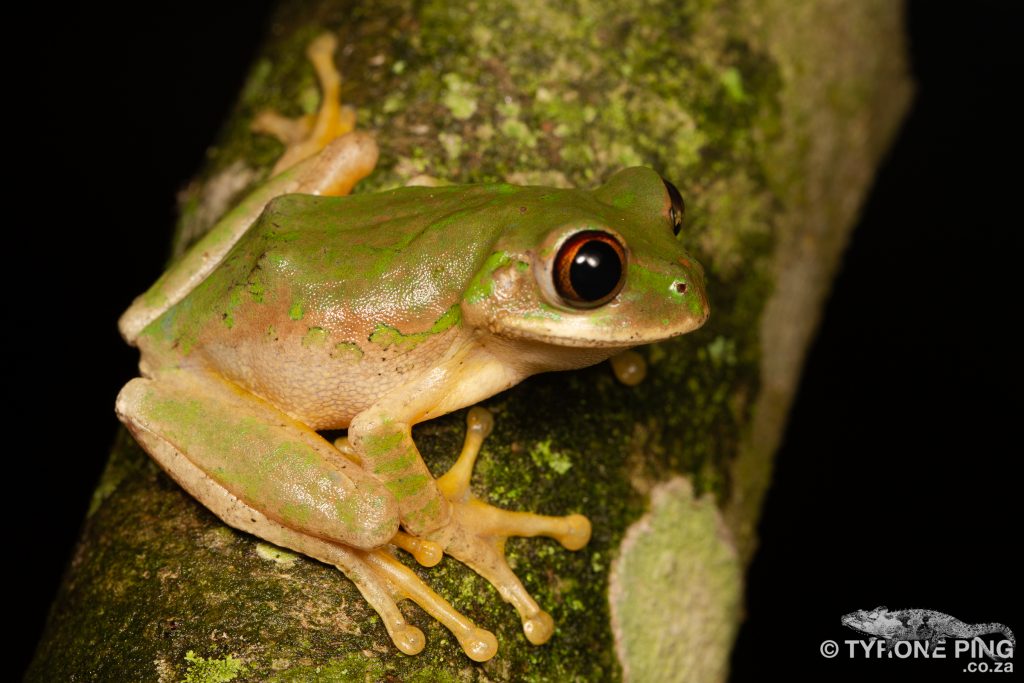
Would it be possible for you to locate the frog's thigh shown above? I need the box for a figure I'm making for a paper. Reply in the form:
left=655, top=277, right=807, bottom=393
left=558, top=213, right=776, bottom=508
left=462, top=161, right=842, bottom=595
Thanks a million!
left=119, top=372, right=501, bottom=660
left=116, top=370, right=397, bottom=550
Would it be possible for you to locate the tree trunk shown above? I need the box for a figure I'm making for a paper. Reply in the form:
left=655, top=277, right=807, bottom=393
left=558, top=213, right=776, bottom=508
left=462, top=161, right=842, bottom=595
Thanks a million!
left=29, top=0, right=910, bottom=680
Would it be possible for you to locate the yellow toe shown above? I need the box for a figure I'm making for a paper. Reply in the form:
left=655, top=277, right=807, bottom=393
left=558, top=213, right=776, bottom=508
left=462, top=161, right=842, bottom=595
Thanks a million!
left=523, top=610, right=555, bottom=645
left=557, top=514, right=592, bottom=551
left=459, top=627, right=499, bottom=662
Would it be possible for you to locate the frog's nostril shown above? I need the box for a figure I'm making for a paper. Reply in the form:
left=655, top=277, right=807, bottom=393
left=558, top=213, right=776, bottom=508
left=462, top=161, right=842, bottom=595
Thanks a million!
left=674, top=281, right=688, bottom=295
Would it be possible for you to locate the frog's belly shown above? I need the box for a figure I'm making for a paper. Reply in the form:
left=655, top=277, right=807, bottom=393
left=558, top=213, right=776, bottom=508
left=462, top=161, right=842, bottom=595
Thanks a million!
left=198, top=326, right=465, bottom=430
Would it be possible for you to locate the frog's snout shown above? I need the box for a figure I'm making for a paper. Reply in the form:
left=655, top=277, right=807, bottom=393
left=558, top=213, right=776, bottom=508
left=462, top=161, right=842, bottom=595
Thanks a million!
left=671, top=259, right=711, bottom=327
left=678, top=254, right=706, bottom=278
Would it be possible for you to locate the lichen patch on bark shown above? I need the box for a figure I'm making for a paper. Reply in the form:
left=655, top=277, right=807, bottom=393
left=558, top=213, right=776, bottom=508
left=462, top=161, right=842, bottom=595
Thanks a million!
left=609, top=477, right=740, bottom=683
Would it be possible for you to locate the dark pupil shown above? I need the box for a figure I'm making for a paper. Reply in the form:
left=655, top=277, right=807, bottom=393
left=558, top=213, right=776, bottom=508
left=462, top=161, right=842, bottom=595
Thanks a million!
left=570, top=240, right=622, bottom=301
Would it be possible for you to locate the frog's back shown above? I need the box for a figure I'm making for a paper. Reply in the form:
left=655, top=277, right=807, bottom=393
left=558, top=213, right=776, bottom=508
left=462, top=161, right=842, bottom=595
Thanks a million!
left=137, top=184, right=514, bottom=429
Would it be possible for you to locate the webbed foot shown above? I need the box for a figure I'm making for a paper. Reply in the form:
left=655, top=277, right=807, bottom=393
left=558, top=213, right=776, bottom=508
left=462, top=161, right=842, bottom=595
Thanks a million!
left=424, top=407, right=592, bottom=644
left=252, top=33, right=357, bottom=175
left=119, top=372, right=498, bottom=662
left=357, top=547, right=498, bottom=661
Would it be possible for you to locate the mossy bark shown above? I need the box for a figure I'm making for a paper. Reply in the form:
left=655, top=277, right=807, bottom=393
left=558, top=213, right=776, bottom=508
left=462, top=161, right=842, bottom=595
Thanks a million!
left=29, top=1, right=910, bottom=681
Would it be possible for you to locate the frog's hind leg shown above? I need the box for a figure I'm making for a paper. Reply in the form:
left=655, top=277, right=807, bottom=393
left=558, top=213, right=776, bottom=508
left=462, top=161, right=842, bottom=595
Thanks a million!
left=116, top=371, right=497, bottom=661
left=431, top=407, right=592, bottom=645
left=119, top=33, right=376, bottom=344
left=252, top=33, right=358, bottom=175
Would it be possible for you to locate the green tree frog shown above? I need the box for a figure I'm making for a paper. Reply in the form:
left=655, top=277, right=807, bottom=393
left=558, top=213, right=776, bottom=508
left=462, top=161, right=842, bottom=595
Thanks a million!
left=116, top=34, right=709, bottom=662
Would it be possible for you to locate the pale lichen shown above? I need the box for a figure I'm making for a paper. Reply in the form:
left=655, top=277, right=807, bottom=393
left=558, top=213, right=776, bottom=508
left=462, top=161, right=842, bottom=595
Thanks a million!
left=610, top=477, right=741, bottom=683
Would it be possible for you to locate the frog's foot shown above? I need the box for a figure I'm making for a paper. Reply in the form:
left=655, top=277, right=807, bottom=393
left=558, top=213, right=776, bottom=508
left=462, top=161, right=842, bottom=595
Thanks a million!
left=360, top=548, right=497, bottom=660
left=427, top=407, right=592, bottom=645
left=225, top=526, right=498, bottom=660
left=609, top=349, right=647, bottom=386
left=252, top=32, right=357, bottom=175
left=117, top=373, right=497, bottom=661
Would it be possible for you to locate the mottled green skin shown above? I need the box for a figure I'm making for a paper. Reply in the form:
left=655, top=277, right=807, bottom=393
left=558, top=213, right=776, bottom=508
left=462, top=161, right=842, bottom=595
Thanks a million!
left=142, top=168, right=706, bottom=389
left=30, top=0, right=910, bottom=680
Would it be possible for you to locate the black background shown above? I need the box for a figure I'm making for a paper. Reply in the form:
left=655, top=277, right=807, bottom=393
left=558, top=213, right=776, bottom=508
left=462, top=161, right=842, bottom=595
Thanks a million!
left=20, top=2, right=1019, bottom=680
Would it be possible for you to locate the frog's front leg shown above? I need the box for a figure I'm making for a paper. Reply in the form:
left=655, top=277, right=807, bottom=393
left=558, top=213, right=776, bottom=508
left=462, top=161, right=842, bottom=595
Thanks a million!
left=436, top=407, right=592, bottom=644
left=349, top=344, right=592, bottom=645
left=116, top=369, right=499, bottom=661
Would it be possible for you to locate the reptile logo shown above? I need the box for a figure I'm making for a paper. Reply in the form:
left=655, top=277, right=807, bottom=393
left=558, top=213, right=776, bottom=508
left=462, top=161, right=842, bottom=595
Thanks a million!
left=842, top=606, right=1016, bottom=659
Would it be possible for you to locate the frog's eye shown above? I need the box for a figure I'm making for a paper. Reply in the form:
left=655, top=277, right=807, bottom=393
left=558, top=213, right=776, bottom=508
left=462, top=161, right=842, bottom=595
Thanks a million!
left=663, top=178, right=685, bottom=236
left=553, top=231, right=627, bottom=308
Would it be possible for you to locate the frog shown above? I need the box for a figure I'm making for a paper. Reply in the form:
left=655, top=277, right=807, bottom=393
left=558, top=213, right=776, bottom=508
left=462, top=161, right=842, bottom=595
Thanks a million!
left=115, top=33, right=710, bottom=662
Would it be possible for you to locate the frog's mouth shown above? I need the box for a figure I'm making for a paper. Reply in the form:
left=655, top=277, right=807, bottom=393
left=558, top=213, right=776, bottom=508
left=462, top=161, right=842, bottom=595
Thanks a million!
left=475, top=303, right=710, bottom=349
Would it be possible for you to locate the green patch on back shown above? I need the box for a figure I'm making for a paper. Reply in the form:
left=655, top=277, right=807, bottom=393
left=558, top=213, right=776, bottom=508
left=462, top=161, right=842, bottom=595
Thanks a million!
left=249, top=281, right=265, bottom=303
left=141, top=276, right=170, bottom=310
left=147, top=393, right=205, bottom=432
left=221, top=289, right=245, bottom=329
left=368, top=304, right=461, bottom=350
left=331, top=341, right=363, bottom=362
left=302, top=327, right=327, bottom=347
left=464, top=251, right=513, bottom=304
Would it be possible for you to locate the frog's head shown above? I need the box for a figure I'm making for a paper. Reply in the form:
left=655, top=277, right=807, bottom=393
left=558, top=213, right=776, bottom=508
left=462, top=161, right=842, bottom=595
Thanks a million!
left=462, top=167, right=709, bottom=351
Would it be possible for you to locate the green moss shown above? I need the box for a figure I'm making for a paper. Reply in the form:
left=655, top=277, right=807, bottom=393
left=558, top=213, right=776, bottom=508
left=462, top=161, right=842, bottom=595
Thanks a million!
left=719, top=66, right=747, bottom=102
left=86, top=430, right=155, bottom=517
left=529, top=439, right=573, bottom=475
left=268, top=654, right=386, bottom=682
left=438, top=131, right=463, bottom=160
left=441, top=73, right=479, bottom=120
left=182, top=651, right=246, bottom=683
left=255, top=543, right=299, bottom=565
